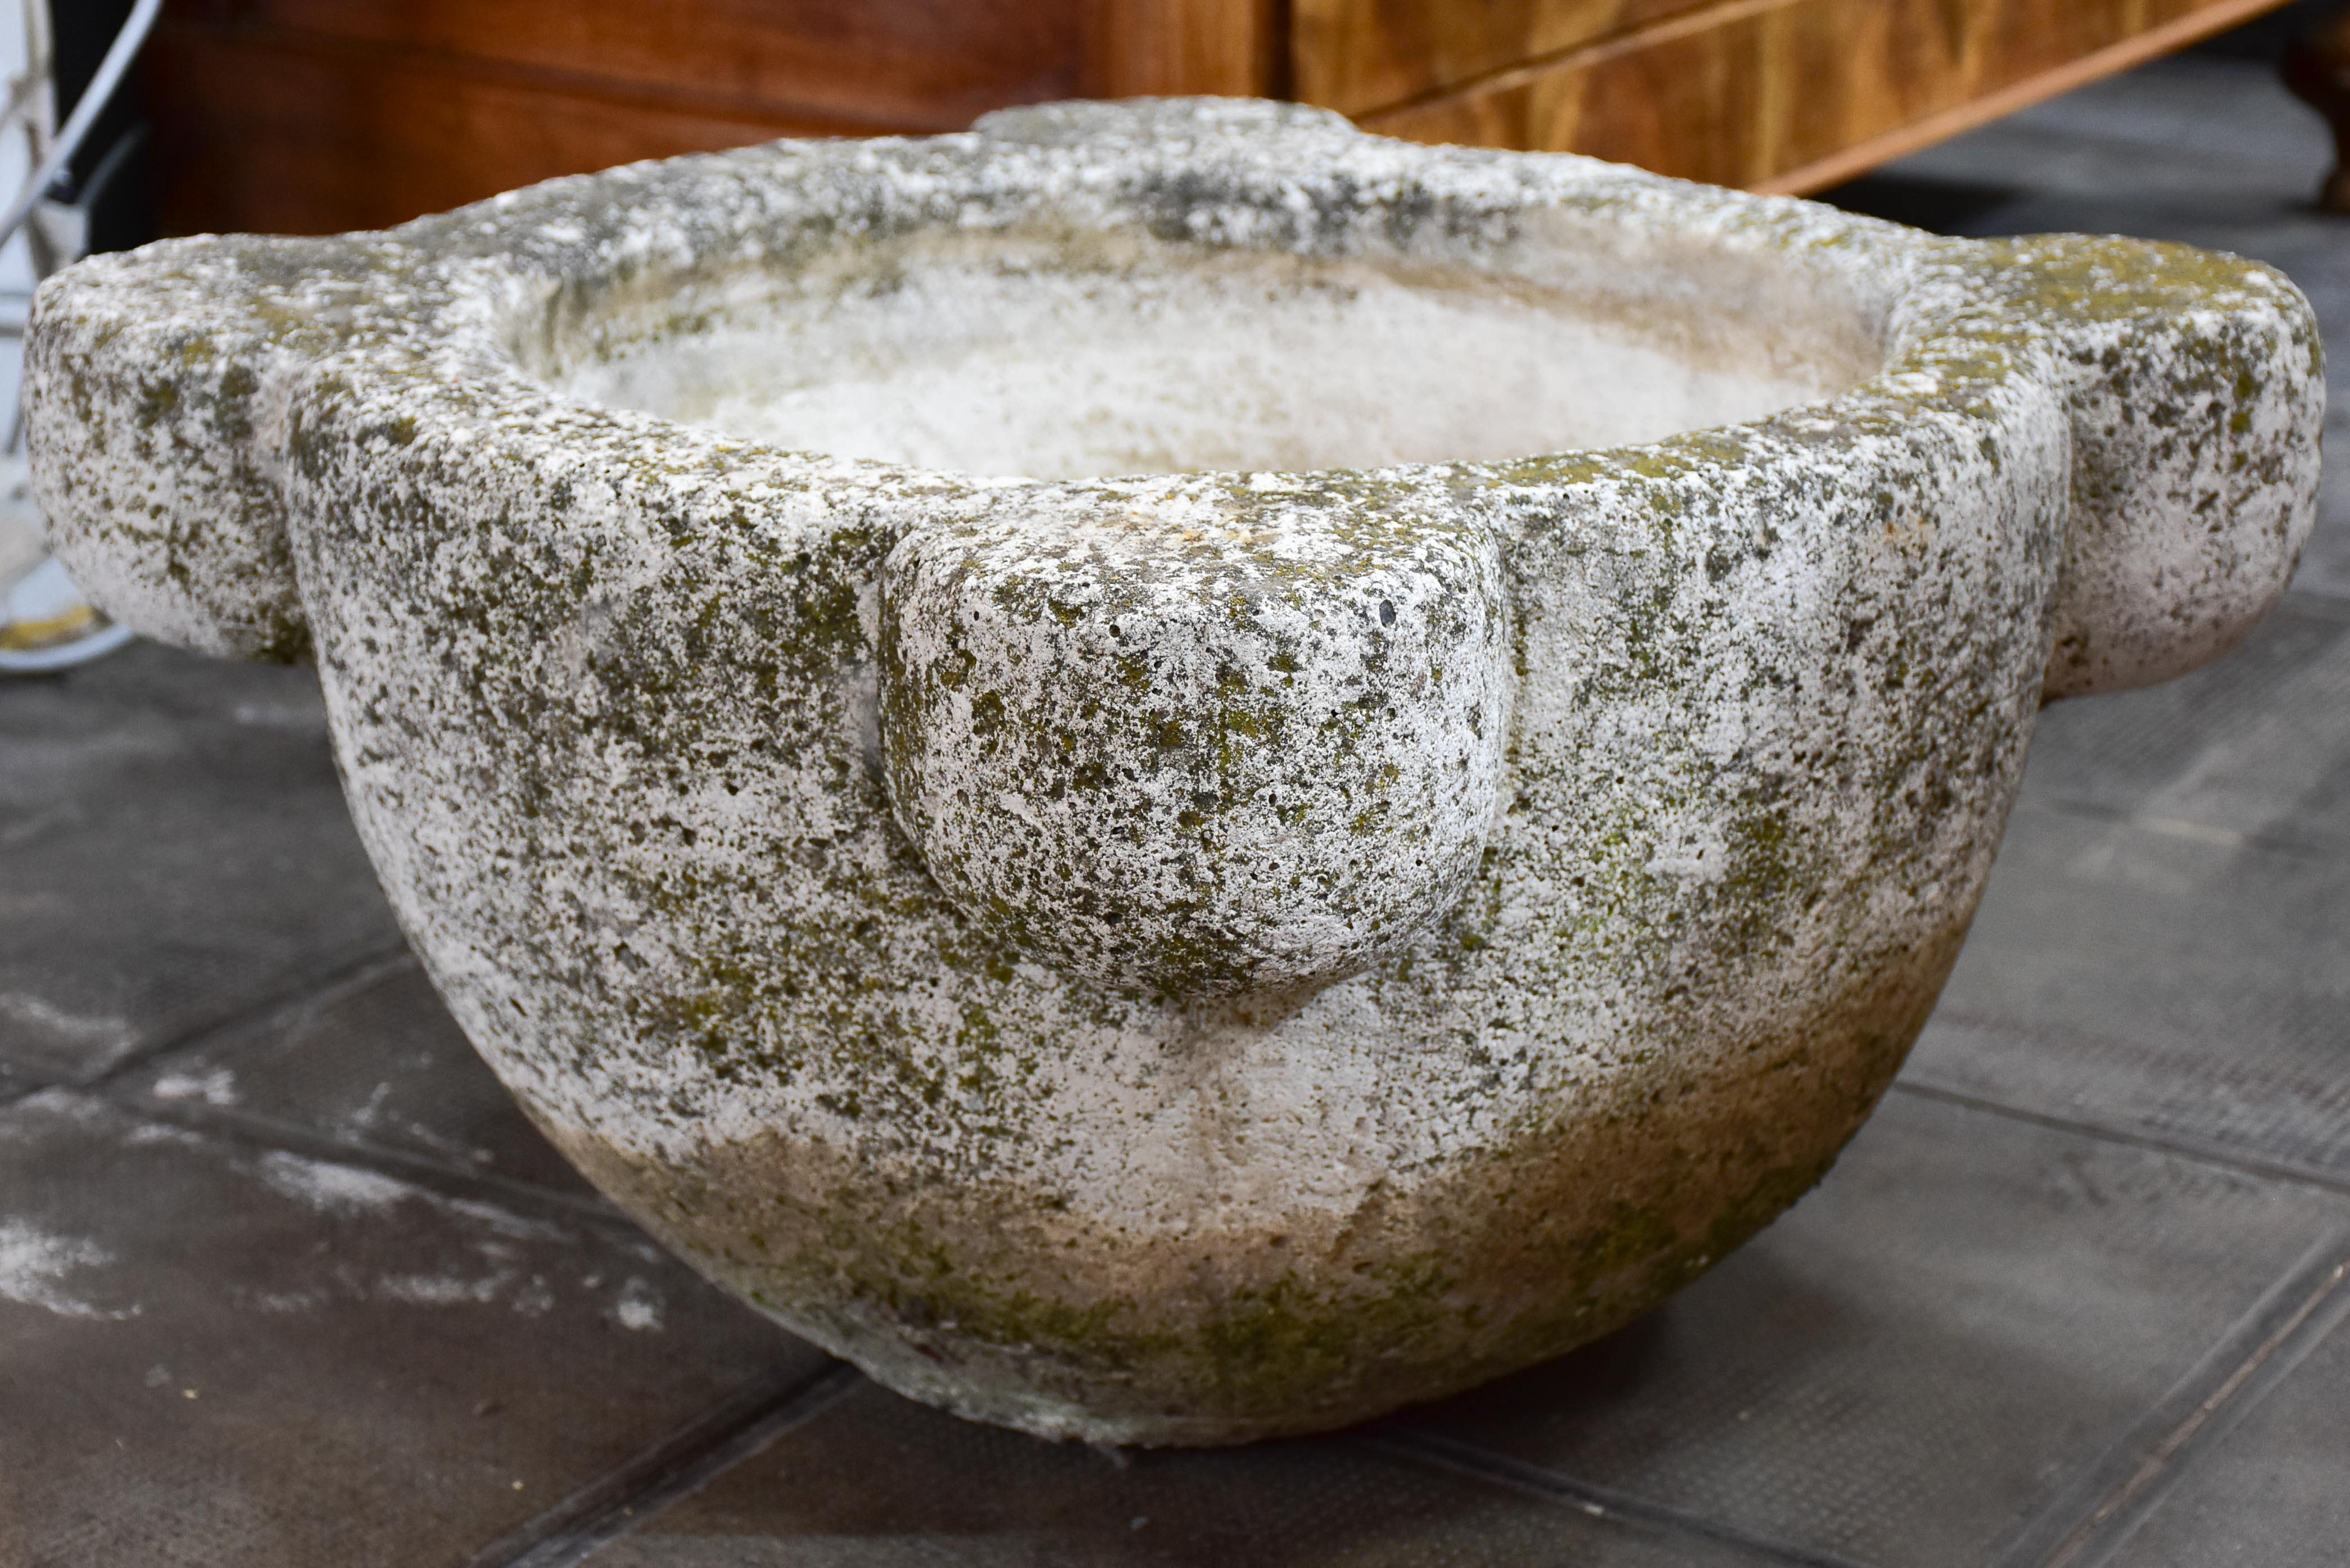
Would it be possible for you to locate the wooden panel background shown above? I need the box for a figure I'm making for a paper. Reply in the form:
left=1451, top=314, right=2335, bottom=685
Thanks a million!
left=145, top=0, right=1093, bottom=234
left=1349, top=0, right=2292, bottom=192
left=143, top=0, right=1296, bottom=235
left=144, top=0, right=2291, bottom=236
left=147, top=27, right=841, bottom=235
left=1294, top=0, right=1697, bottom=117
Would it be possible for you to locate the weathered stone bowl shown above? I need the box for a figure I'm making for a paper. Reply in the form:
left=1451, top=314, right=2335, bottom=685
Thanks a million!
left=27, top=99, right=2322, bottom=1444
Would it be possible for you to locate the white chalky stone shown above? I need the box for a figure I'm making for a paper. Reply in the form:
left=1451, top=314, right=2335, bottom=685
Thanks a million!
left=21, top=97, right=2323, bottom=1444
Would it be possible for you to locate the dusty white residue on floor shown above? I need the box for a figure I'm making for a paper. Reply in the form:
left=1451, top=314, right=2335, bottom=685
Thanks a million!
left=255, top=1150, right=419, bottom=1214
left=239, top=1288, right=329, bottom=1314
left=0, top=1220, right=138, bottom=1320
left=613, top=1276, right=664, bottom=1331
left=0, top=993, right=134, bottom=1053
left=375, top=1272, right=507, bottom=1307
left=151, top=1067, right=239, bottom=1107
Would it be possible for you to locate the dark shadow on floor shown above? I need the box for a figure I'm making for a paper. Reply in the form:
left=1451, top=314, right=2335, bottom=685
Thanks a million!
left=1815, top=172, right=2026, bottom=234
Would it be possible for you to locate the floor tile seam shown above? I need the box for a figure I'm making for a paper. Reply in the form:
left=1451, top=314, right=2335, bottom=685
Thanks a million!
left=1360, top=1429, right=1887, bottom=1568
left=1990, top=1227, right=2350, bottom=1568
left=0, top=1076, right=57, bottom=1112
left=2009, top=791, right=2349, bottom=864
left=452, top=1380, right=809, bottom=1568
left=71, top=944, right=652, bottom=1222
left=486, top=1362, right=864, bottom=1568
left=85, top=939, right=754, bottom=1230
left=1887, top=1079, right=2350, bottom=1201
left=458, top=1359, right=853, bottom=1568
left=2058, top=1255, right=2350, bottom=1568
left=1926, top=89, right=2311, bottom=180
left=79, top=1083, right=637, bottom=1227
left=2279, top=583, right=2350, bottom=623
left=0, top=945, right=409, bottom=1121
left=1918, top=1004, right=2306, bottom=1080
left=67, top=940, right=419, bottom=1096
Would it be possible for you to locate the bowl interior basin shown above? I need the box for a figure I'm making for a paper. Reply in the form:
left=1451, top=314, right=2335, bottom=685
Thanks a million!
left=533, top=226, right=1885, bottom=481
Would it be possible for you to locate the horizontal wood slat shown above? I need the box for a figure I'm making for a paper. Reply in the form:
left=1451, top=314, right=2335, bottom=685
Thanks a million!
left=143, top=26, right=860, bottom=235
left=1293, top=0, right=1704, bottom=117
left=1355, top=0, right=2291, bottom=192
left=141, top=0, right=1278, bottom=235
left=138, top=0, right=2295, bottom=236
left=157, top=0, right=1085, bottom=134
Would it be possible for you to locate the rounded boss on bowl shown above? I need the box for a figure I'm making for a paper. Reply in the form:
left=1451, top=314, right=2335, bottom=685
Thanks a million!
left=26, top=99, right=2321, bottom=1445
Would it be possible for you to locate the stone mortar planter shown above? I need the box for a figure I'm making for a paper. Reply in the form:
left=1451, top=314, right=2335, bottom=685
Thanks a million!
left=26, top=99, right=2323, bottom=1444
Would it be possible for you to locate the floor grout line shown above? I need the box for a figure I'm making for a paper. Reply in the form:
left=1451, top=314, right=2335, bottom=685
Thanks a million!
left=62, top=941, right=655, bottom=1223
left=2279, top=582, right=2350, bottom=622
left=0, top=1062, right=61, bottom=1111
left=68, top=941, right=419, bottom=1099
left=483, top=1362, right=864, bottom=1568
left=2049, top=1254, right=2350, bottom=1568
left=11, top=947, right=870, bottom=1568
left=2012, top=790, right=2350, bottom=864
left=1361, top=1428, right=1887, bottom=1568
left=1889, top=1078, right=2350, bottom=1201
left=1989, top=1226, right=2350, bottom=1568
left=95, top=1085, right=636, bottom=1225
left=1, top=943, right=414, bottom=1120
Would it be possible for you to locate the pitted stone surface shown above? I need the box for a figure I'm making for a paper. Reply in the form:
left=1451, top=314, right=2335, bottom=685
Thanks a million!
left=880, top=490, right=1511, bottom=997
left=21, top=97, right=2324, bottom=1444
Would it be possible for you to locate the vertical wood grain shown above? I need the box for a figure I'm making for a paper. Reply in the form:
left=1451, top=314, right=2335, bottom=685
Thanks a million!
left=1351, top=0, right=2292, bottom=193
left=1292, top=0, right=1702, bottom=116
left=1084, top=0, right=1285, bottom=98
left=141, top=0, right=1094, bottom=234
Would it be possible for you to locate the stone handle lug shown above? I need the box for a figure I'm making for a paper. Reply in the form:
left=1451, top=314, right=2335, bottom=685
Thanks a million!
left=879, top=496, right=1514, bottom=1001
left=22, top=233, right=352, bottom=664
left=1948, top=235, right=2326, bottom=700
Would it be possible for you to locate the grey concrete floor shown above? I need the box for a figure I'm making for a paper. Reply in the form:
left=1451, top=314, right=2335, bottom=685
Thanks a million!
left=4, top=42, right=2349, bottom=1568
